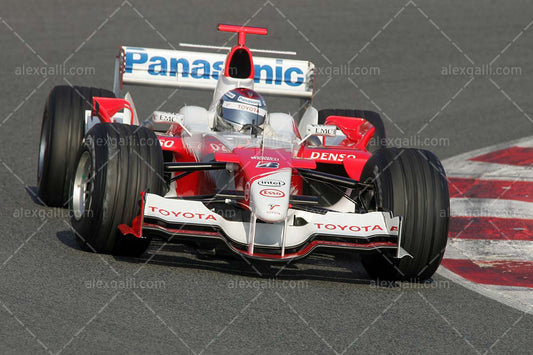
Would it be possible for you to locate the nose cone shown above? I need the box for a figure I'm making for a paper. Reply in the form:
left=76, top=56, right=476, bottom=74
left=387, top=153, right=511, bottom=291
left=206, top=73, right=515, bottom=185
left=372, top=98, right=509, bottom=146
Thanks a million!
left=250, top=168, right=291, bottom=223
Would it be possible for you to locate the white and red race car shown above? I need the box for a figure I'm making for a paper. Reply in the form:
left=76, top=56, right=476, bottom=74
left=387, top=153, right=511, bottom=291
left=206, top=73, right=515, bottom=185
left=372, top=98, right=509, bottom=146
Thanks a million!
left=37, top=24, right=449, bottom=281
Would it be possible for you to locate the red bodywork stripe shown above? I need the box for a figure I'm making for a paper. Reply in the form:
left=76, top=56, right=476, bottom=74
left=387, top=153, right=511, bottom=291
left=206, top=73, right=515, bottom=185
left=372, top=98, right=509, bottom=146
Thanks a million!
left=92, top=97, right=134, bottom=124
left=448, top=178, right=533, bottom=203
left=143, top=223, right=220, bottom=237
left=441, top=259, right=533, bottom=288
left=142, top=223, right=396, bottom=259
left=449, top=216, right=533, bottom=241
left=218, top=24, right=268, bottom=45
left=229, top=240, right=396, bottom=260
left=117, top=192, right=146, bottom=238
left=470, top=147, right=533, bottom=166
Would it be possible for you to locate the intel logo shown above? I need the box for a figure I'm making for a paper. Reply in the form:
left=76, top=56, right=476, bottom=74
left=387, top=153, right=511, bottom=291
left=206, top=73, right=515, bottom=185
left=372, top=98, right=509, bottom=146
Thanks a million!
left=258, top=180, right=285, bottom=187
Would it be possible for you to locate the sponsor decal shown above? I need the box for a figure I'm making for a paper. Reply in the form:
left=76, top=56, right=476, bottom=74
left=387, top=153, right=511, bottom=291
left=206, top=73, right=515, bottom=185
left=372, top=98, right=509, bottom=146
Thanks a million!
left=209, top=143, right=230, bottom=152
left=236, top=96, right=264, bottom=106
left=306, top=124, right=337, bottom=136
left=147, top=206, right=217, bottom=220
left=258, top=180, right=285, bottom=187
left=250, top=155, right=279, bottom=161
left=314, top=223, right=384, bottom=232
left=259, top=189, right=285, bottom=198
left=266, top=204, right=282, bottom=216
left=158, top=138, right=175, bottom=148
left=222, top=101, right=267, bottom=116
left=309, top=152, right=357, bottom=162
left=152, top=111, right=182, bottom=123
left=124, top=49, right=304, bottom=87
left=256, top=162, right=279, bottom=169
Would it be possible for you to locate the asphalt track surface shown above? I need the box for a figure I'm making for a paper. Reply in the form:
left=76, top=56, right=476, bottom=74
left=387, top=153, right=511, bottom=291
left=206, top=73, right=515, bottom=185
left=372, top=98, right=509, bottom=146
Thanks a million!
left=1, top=1, right=532, bottom=354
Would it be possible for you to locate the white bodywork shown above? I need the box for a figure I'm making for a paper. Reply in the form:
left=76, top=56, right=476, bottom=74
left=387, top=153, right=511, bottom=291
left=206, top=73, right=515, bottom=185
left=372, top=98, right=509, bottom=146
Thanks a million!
left=108, top=45, right=317, bottom=138
left=249, top=168, right=292, bottom=223
left=114, top=46, right=315, bottom=99
left=144, top=193, right=400, bottom=249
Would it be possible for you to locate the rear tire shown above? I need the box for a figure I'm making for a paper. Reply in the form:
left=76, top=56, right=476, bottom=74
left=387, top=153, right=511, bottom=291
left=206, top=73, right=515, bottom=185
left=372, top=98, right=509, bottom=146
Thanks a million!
left=69, top=123, right=164, bottom=256
left=359, top=148, right=449, bottom=281
left=318, top=109, right=386, bottom=151
left=37, top=85, right=115, bottom=207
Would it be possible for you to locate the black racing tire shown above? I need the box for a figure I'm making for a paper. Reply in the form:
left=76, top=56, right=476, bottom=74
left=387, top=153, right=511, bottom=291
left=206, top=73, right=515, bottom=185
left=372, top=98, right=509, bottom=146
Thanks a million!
left=37, top=85, right=115, bottom=207
left=359, top=148, right=449, bottom=281
left=318, top=109, right=386, bottom=151
left=69, top=123, right=165, bottom=256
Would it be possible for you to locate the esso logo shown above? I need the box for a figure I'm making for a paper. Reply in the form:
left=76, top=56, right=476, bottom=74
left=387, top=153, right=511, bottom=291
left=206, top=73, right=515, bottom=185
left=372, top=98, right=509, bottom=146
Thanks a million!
left=158, top=138, right=175, bottom=148
left=259, top=189, right=285, bottom=198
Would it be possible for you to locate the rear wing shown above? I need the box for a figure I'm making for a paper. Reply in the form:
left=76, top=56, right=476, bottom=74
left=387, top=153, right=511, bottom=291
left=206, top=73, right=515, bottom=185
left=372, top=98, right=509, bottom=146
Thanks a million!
left=113, top=46, right=315, bottom=99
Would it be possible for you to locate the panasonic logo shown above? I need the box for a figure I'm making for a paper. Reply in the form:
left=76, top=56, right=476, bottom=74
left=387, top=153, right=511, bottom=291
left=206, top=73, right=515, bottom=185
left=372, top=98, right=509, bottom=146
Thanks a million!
left=124, top=50, right=304, bottom=87
left=258, top=180, right=285, bottom=187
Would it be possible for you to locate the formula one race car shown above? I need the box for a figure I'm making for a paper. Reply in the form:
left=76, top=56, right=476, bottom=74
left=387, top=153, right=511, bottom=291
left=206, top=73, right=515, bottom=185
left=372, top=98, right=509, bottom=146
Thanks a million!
left=37, top=24, right=449, bottom=281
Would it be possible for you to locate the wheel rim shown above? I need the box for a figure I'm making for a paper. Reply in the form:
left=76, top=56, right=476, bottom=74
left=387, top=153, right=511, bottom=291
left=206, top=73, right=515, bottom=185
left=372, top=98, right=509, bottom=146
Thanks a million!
left=72, top=151, right=92, bottom=220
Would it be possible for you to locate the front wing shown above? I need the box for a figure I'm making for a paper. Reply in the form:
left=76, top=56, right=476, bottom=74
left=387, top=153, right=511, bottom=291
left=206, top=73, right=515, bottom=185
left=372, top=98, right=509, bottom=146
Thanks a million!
left=138, top=193, right=406, bottom=261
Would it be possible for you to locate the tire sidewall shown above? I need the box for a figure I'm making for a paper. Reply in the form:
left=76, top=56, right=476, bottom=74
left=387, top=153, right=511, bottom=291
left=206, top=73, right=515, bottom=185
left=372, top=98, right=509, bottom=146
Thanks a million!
left=69, top=128, right=109, bottom=251
left=37, top=102, right=52, bottom=187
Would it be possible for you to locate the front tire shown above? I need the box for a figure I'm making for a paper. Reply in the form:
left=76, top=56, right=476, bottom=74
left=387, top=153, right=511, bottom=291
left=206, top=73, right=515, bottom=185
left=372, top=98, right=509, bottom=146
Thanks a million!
left=37, top=85, right=115, bottom=207
left=359, top=148, right=449, bottom=281
left=69, top=123, right=165, bottom=256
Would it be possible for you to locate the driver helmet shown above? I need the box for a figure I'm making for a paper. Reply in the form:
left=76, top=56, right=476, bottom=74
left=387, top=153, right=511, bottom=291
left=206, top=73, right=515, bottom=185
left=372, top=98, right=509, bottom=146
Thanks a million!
left=215, top=88, right=267, bottom=133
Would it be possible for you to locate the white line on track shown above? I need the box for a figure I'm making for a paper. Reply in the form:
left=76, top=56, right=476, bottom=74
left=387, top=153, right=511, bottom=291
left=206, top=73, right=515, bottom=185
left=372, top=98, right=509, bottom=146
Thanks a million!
left=445, top=161, right=533, bottom=181
left=445, top=239, right=533, bottom=261
left=450, top=198, right=533, bottom=219
left=437, top=266, right=532, bottom=314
